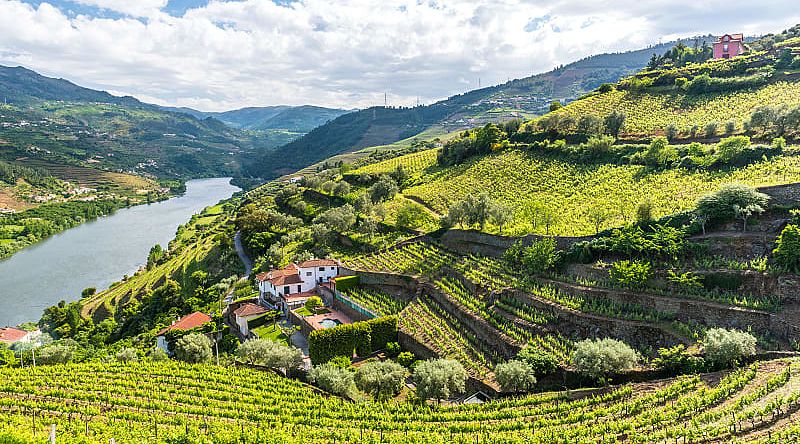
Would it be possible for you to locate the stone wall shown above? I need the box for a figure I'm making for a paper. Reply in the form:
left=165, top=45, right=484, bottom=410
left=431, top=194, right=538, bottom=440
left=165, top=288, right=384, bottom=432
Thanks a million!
left=441, top=229, right=592, bottom=258
left=501, top=288, right=686, bottom=349
left=758, top=183, right=800, bottom=206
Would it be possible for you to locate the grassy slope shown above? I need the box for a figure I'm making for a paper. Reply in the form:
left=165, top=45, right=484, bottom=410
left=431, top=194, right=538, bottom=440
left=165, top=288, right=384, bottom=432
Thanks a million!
left=354, top=146, right=800, bottom=236
left=1, top=360, right=799, bottom=443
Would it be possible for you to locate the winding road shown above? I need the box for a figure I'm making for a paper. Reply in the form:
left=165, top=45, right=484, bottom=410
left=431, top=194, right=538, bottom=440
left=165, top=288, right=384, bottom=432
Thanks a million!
left=234, top=230, right=253, bottom=276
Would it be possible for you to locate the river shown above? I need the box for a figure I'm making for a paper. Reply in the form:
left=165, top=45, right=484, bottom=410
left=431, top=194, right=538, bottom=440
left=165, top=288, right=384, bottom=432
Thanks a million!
left=0, top=177, right=240, bottom=327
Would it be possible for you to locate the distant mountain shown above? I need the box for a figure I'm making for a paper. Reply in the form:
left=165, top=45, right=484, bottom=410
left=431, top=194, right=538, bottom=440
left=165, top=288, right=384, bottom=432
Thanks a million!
left=163, top=104, right=348, bottom=132
left=245, top=40, right=680, bottom=179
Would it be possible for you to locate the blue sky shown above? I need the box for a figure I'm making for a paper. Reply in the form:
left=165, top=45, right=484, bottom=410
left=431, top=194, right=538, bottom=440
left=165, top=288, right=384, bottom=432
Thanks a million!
left=1, top=0, right=798, bottom=111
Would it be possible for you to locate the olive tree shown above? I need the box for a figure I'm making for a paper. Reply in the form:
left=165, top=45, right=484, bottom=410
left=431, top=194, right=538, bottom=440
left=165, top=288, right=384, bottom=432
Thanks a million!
left=695, top=184, right=769, bottom=229
left=413, top=359, right=467, bottom=403
left=116, top=347, right=139, bottom=363
left=702, top=328, right=756, bottom=367
left=368, top=176, right=399, bottom=203
left=308, top=363, right=356, bottom=397
left=236, top=339, right=303, bottom=372
left=37, top=344, right=75, bottom=365
left=354, top=360, right=406, bottom=401
left=495, top=360, right=537, bottom=393
left=174, top=333, right=213, bottom=364
left=571, top=338, right=638, bottom=381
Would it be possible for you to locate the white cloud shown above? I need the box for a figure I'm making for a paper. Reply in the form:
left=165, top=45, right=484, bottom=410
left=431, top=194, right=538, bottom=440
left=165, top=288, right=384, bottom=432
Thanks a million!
left=72, top=0, right=167, bottom=17
left=0, top=0, right=797, bottom=111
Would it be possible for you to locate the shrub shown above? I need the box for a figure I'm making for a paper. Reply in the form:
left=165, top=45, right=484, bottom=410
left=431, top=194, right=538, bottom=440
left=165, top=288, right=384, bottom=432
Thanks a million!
left=652, top=344, right=705, bottom=374
left=308, top=316, right=397, bottom=364
left=236, top=339, right=303, bottom=371
left=328, top=355, right=352, bottom=369
left=174, top=333, right=213, bottom=364
left=308, top=363, right=356, bottom=397
left=571, top=338, right=638, bottom=381
left=148, top=347, right=169, bottom=362
left=396, top=351, right=415, bottom=368
left=774, top=224, right=800, bottom=272
left=116, top=347, right=139, bottom=363
left=704, top=122, right=718, bottom=138
left=413, top=359, right=467, bottom=402
left=772, top=137, right=787, bottom=150
left=716, top=136, right=750, bottom=162
left=725, top=120, right=736, bottom=135
left=505, top=238, right=559, bottom=274
left=305, top=296, right=323, bottom=312
left=495, top=360, right=538, bottom=393
left=609, top=260, right=652, bottom=288
left=0, top=347, right=18, bottom=368
left=695, top=184, right=769, bottom=225
left=665, top=123, right=678, bottom=141
left=636, top=201, right=653, bottom=224
left=366, top=316, right=399, bottom=352
left=37, top=344, right=74, bottom=365
left=641, top=136, right=678, bottom=167
left=702, top=328, right=757, bottom=367
left=386, top=342, right=401, bottom=357
left=354, top=360, right=406, bottom=401
left=516, top=346, right=559, bottom=376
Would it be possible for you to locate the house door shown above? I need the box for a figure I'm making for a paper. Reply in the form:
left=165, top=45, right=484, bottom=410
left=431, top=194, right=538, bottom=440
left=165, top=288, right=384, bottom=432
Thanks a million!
left=283, top=286, right=290, bottom=294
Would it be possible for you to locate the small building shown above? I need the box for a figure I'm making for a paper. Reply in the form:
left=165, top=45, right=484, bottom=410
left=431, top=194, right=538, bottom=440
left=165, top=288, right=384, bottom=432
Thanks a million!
left=233, top=303, right=271, bottom=337
left=155, top=312, right=213, bottom=353
left=713, top=34, right=745, bottom=59
left=256, top=259, right=340, bottom=312
left=0, top=327, right=38, bottom=345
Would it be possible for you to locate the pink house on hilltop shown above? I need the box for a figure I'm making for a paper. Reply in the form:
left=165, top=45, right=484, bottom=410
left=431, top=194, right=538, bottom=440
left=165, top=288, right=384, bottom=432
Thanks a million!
left=713, top=34, right=745, bottom=59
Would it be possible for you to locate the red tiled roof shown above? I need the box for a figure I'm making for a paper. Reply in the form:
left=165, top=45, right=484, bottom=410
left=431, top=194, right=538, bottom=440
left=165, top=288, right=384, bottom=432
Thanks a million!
left=256, top=264, right=303, bottom=285
left=0, top=327, right=28, bottom=343
left=157, top=312, right=212, bottom=335
left=297, top=259, right=339, bottom=268
left=233, top=303, right=269, bottom=318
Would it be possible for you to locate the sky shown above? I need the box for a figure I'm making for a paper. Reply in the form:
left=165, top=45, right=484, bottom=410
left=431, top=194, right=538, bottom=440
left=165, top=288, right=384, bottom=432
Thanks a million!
left=0, top=0, right=798, bottom=112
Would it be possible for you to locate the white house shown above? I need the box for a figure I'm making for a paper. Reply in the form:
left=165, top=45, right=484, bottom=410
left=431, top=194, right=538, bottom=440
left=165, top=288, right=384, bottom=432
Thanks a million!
left=0, top=327, right=39, bottom=346
left=233, top=303, right=271, bottom=337
left=256, top=259, right=340, bottom=312
left=155, top=312, right=212, bottom=353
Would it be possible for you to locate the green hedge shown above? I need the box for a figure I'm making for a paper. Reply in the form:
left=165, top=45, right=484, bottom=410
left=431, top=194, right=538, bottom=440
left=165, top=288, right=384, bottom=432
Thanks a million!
left=308, top=315, right=398, bottom=364
left=247, top=310, right=280, bottom=329
left=334, top=275, right=360, bottom=292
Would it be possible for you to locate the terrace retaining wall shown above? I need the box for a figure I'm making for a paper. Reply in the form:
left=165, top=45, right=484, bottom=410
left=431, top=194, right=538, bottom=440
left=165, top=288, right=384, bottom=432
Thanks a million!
left=441, top=229, right=592, bottom=258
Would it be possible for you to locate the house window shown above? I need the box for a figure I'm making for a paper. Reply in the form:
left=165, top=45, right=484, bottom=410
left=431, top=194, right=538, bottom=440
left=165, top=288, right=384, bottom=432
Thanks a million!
left=330, top=267, right=335, bottom=270
left=723, top=43, right=729, bottom=52
left=283, top=286, right=290, bottom=294
left=297, top=285, right=302, bottom=293
left=306, top=271, right=312, bottom=276
left=319, top=267, right=325, bottom=271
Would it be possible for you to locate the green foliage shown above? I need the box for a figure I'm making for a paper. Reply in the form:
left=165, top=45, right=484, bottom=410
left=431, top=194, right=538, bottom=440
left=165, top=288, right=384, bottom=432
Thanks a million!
left=516, top=345, right=559, bottom=376
left=36, top=344, right=75, bottom=365
left=444, top=193, right=509, bottom=232
left=438, top=124, right=507, bottom=166
left=313, top=204, right=356, bottom=232
left=603, top=110, right=626, bottom=137
left=115, top=347, right=139, bottom=363
left=333, top=275, right=359, bottom=291
left=0, top=347, right=18, bottom=368
left=609, top=260, right=652, bottom=288
left=495, top=360, right=538, bottom=393
left=773, top=224, right=800, bottom=272
left=571, top=338, right=638, bottom=381
left=354, top=360, right=406, bottom=401
left=328, top=355, right=352, bottom=369
left=695, top=183, right=769, bottom=226
left=395, top=201, right=429, bottom=230
left=236, top=339, right=303, bottom=371
left=365, top=316, right=399, bottom=353
left=386, top=342, right=401, bottom=357
left=413, top=358, right=467, bottom=402
left=308, top=316, right=396, bottom=364
left=716, top=136, right=751, bottom=163
left=702, top=328, right=757, bottom=367
left=652, top=344, right=705, bottom=374
left=308, top=363, right=356, bottom=397
left=148, top=347, right=169, bottom=362
left=305, top=296, right=323, bottom=312
left=368, top=177, right=399, bottom=203
left=396, top=351, right=415, bottom=368
left=173, top=333, right=213, bottom=364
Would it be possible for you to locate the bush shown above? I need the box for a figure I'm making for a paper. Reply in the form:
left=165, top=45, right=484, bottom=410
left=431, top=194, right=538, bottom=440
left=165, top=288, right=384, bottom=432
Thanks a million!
left=305, top=296, right=323, bottom=312
left=116, top=347, right=139, bottom=363
left=36, top=344, right=74, bottom=365
left=516, top=346, right=559, bottom=376
left=0, top=347, right=18, bottom=368
left=396, top=351, right=415, bottom=368
left=308, top=316, right=397, bottom=364
left=609, top=260, right=652, bottom=288
left=695, top=184, right=769, bottom=225
left=505, top=239, right=559, bottom=274
left=386, top=342, right=401, bottom=357
left=702, top=328, right=757, bottom=367
left=308, top=363, right=356, bottom=397
left=328, top=355, right=352, bottom=369
left=652, top=344, right=705, bottom=374
left=174, top=333, right=213, bottom=364
left=495, top=360, right=538, bottom=393
left=413, top=359, right=467, bottom=402
left=354, top=360, right=406, bottom=401
left=773, top=224, right=800, bottom=272
left=149, top=347, right=169, bottom=362
left=716, top=136, right=750, bottom=162
left=571, top=338, right=638, bottom=381
left=236, top=339, right=303, bottom=371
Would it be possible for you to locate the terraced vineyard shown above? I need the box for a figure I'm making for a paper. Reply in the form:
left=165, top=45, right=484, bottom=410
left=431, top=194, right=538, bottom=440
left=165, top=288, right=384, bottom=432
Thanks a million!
left=340, top=286, right=407, bottom=316
left=2, top=360, right=800, bottom=443
left=364, top=148, right=800, bottom=235
left=547, top=81, right=800, bottom=137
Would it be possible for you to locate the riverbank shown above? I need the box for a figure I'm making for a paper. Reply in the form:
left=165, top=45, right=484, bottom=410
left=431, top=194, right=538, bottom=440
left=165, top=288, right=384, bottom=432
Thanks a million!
left=0, top=178, right=240, bottom=326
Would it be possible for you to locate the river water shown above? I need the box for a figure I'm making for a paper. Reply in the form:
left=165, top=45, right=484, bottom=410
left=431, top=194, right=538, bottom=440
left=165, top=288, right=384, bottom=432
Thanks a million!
left=0, top=177, right=240, bottom=326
